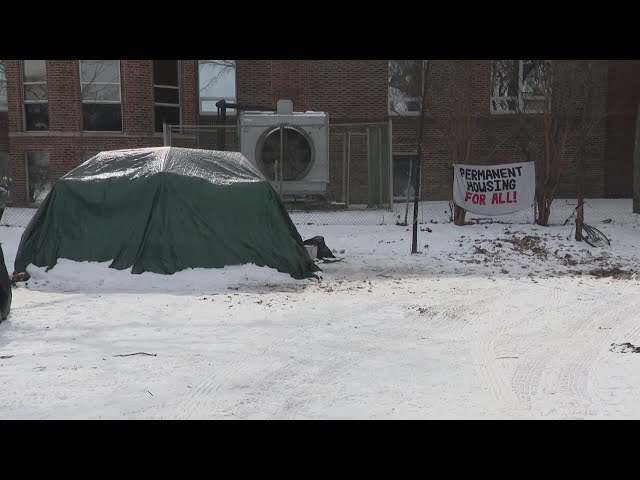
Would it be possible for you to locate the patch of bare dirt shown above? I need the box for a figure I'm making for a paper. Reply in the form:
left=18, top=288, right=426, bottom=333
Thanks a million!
left=588, top=267, right=635, bottom=280
left=499, top=235, right=549, bottom=260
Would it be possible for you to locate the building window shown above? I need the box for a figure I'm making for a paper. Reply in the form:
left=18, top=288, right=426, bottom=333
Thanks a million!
left=23, top=60, right=49, bottom=131
left=80, top=60, right=122, bottom=131
left=154, top=60, right=180, bottom=132
left=26, top=152, right=51, bottom=205
left=0, top=61, right=7, bottom=111
left=0, top=152, right=11, bottom=205
left=389, top=60, right=423, bottom=115
left=198, top=60, right=236, bottom=115
left=491, top=60, right=546, bottom=114
left=393, top=153, right=418, bottom=200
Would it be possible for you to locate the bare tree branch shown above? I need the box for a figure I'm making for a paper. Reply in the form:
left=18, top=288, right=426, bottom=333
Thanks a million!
left=198, top=60, right=236, bottom=96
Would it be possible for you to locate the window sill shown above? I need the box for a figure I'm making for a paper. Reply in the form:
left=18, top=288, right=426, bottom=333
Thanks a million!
left=153, top=132, right=198, bottom=140
left=389, top=111, right=421, bottom=117
left=9, top=131, right=158, bottom=138
left=489, top=111, right=543, bottom=115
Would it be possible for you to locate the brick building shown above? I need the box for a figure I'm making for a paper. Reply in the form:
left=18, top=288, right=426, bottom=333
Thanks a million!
left=0, top=60, right=638, bottom=207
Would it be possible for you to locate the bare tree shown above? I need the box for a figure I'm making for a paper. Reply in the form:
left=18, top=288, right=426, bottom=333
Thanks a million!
left=433, top=61, right=506, bottom=226
left=199, top=60, right=236, bottom=95
left=389, top=60, right=430, bottom=252
left=537, top=61, right=606, bottom=227
left=573, top=60, right=607, bottom=240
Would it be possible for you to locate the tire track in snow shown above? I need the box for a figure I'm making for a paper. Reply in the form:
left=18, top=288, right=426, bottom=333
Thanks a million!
left=511, top=283, right=639, bottom=418
left=413, top=281, right=518, bottom=335
left=173, top=298, right=391, bottom=419
left=463, top=280, right=522, bottom=411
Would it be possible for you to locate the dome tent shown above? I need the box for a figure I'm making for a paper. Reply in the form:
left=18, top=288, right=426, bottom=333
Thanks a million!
left=14, top=147, right=320, bottom=280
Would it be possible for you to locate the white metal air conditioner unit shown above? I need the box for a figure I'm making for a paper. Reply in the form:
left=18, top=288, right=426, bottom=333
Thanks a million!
left=239, top=102, right=329, bottom=196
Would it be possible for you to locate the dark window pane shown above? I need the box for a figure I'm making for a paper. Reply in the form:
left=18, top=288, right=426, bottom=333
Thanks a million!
left=491, top=60, right=519, bottom=99
left=155, top=105, right=180, bottom=132
left=25, top=103, right=49, bottom=131
left=82, top=83, right=121, bottom=102
left=491, top=97, right=518, bottom=112
left=393, top=155, right=417, bottom=199
left=522, top=60, right=545, bottom=97
left=80, top=60, right=120, bottom=84
left=24, top=83, right=48, bottom=101
left=27, top=152, right=51, bottom=205
left=154, top=86, right=180, bottom=105
left=82, top=103, right=122, bottom=131
left=154, top=60, right=179, bottom=87
left=23, top=60, right=46, bottom=83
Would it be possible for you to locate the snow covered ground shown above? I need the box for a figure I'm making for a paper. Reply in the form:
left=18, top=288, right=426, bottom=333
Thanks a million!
left=2, top=212, right=640, bottom=419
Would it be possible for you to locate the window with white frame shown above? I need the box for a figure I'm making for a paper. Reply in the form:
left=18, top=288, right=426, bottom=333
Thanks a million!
left=198, top=60, right=236, bottom=115
left=389, top=60, right=423, bottom=115
left=154, top=60, right=180, bottom=132
left=393, top=153, right=418, bottom=200
left=26, top=151, right=51, bottom=205
left=80, top=60, right=122, bottom=131
left=0, top=152, right=11, bottom=205
left=0, top=61, right=7, bottom=111
left=490, top=60, right=546, bottom=114
left=23, top=60, right=48, bottom=131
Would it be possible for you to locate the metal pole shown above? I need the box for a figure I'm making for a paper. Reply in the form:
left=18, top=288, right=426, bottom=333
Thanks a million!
left=342, top=130, right=347, bottom=204
left=388, top=119, right=393, bottom=212
left=163, top=121, right=168, bottom=146
left=347, top=131, right=351, bottom=207
left=378, top=127, right=383, bottom=207
left=634, top=104, right=640, bottom=213
left=366, top=127, right=371, bottom=206
left=279, top=125, right=284, bottom=197
left=219, top=108, right=226, bottom=151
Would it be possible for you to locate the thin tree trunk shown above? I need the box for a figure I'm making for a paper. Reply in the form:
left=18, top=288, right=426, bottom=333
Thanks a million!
left=575, top=147, right=585, bottom=240
left=412, top=61, right=430, bottom=254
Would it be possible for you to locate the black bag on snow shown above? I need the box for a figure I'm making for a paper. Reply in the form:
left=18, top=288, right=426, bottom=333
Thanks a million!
left=303, top=236, right=336, bottom=259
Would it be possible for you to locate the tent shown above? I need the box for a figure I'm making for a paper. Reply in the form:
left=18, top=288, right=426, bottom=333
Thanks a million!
left=14, top=147, right=320, bottom=280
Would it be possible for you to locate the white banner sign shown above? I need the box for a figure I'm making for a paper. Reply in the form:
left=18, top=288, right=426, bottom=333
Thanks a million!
left=452, top=162, right=535, bottom=215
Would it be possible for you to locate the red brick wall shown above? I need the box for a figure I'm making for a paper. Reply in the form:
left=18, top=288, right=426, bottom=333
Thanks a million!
left=180, top=60, right=196, bottom=127
left=0, top=113, right=8, bottom=151
left=5, top=61, right=23, bottom=132
left=604, top=60, right=640, bottom=197
left=122, top=60, right=154, bottom=135
left=392, top=60, right=609, bottom=201
left=47, top=61, right=81, bottom=131
left=0, top=59, right=621, bottom=206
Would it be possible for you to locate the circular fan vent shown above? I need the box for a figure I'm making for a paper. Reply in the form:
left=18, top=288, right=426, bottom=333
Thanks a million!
left=257, top=126, right=314, bottom=181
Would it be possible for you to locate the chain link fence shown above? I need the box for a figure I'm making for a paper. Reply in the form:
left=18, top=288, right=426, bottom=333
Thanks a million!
left=1, top=120, right=638, bottom=229
left=3, top=198, right=637, bottom=230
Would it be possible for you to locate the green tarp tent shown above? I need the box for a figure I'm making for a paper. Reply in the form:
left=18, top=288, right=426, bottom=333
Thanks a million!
left=14, top=147, right=320, bottom=280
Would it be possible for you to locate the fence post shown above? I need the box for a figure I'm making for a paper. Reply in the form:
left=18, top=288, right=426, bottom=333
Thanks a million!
left=378, top=127, right=383, bottom=207
left=347, top=131, right=351, bottom=207
left=388, top=120, right=393, bottom=212
left=342, top=130, right=347, bottom=204
left=634, top=104, right=640, bottom=214
left=279, top=125, right=284, bottom=197
left=162, top=121, right=168, bottom=146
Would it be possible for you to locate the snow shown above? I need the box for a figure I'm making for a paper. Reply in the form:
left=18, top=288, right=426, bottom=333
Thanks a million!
left=2, top=207, right=640, bottom=419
